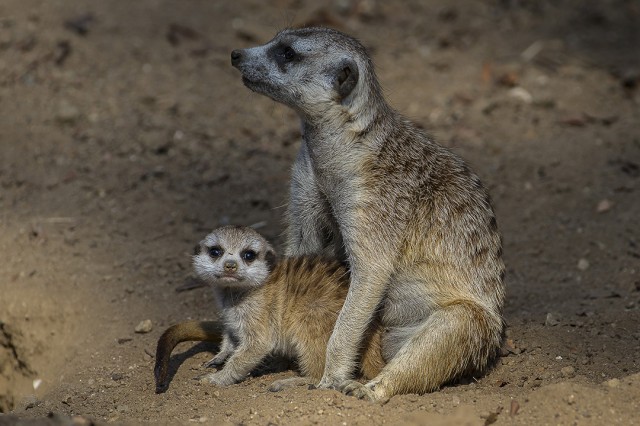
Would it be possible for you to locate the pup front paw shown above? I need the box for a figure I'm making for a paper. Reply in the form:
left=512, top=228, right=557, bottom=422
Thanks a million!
left=197, top=371, right=236, bottom=386
left=203, top=351, right=231, bottom=368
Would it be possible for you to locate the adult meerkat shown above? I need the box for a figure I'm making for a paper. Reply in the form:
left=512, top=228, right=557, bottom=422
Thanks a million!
left=231, top=27, right=506, bottom=401
left=154, top=225, right=384, bottom=393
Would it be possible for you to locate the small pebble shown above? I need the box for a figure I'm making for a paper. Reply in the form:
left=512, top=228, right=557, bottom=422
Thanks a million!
left=577, top=258, right=590, bottom=271
left=596, top=199, right=612, bottom=213
left=606, top=378, right=620, bottom=388
left=561, top=366, right=576, bottom=378
left=135, top=319, right=153, bottom=333
left=508, top=87, right=533, bottom=104
left=545, top=312, right=560, bottom=326
left=510, top=399, right=520, bottom=416
left=56, top=99, right=81, bottom=123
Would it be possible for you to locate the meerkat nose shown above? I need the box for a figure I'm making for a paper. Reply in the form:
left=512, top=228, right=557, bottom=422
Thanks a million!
left=231, top=49, right=243, bottom=66
left=224, top=259, right=238, bottom=272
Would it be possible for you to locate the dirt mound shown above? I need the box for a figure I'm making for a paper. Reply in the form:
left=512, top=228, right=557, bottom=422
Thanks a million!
left=0, top=322, right=35, bottom=413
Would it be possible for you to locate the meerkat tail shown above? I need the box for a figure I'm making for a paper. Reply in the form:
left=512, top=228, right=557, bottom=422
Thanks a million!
left=154, top=320, right=223, bottom=393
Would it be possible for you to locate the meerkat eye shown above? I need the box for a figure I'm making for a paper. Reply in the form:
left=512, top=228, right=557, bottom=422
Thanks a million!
left=208, top=246, right=223, bottom=258
left=283, top=46, right=296, bottom=61
left=241, top=249, right=257, bottom=263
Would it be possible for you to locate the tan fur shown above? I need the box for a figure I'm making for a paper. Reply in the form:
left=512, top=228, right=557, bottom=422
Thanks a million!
left=153, top=226, right=384, bottom=393
left=231, top=27, right=506, bottom=401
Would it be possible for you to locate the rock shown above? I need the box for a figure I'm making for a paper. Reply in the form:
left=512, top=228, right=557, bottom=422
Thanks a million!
left=508, top=87, right=533, bottom=104
left=545, top=312, right=560, bottom=326
left=70, top=415, right=93, bottom=426
left=577, top=258, right=590, bottom=271
left=56, top=99, right=81, bottom=123
left=561, top=366, right=576, bottom=378
left=596, top=199, right=613, bottom=213
left=509, top=399, right=520, bottom=416
left=134, top=319, right=153, bottom=333
left=606, top=378, right=620, bottom=388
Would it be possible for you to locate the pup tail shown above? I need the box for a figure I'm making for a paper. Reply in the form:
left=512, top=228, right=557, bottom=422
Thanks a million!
left=154, top=320, right=223, bottom=393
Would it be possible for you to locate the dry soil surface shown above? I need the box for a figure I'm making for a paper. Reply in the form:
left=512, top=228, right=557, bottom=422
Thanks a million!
left=1, top=1, right=639, bottom=425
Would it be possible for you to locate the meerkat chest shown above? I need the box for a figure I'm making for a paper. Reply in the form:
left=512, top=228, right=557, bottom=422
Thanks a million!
left=221, top=299, right=266, bottom=342
left=307, top=142, right=369, bottom=206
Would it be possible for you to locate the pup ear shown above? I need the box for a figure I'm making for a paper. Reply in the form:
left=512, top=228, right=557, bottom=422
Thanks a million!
left=335, top=59, right=359, bottom=101
left=264, top=249, right=277, bottom=273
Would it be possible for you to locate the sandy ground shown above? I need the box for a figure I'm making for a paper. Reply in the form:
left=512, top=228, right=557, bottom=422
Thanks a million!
left=1, top=0, right=639, bottom=424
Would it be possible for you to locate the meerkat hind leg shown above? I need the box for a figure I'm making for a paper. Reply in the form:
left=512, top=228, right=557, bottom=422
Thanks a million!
left=356, top=301, right=501, bottom=401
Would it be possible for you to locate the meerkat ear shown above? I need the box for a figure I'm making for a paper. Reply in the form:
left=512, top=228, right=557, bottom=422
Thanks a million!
left=335, top=59, right=359, bottom=101
left=264, top=249, right=277, bottom=272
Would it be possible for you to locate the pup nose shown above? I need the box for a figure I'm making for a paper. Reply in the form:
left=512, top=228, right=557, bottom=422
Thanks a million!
left=224, top=260, right=237, bottom=272
left=231, top=49, right=243, bottom=66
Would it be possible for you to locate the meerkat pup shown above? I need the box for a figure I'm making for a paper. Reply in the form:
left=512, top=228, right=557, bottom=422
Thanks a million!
left=230, top=27, right=506, bottom=401
left=154, top=225, right=384, bottom=393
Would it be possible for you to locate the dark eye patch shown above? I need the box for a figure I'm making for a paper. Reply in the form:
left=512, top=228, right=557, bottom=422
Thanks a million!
left=209, top=246, right=223, bottom=258
left=283, top=46, right=296, bottom=61
left=241, top=249, right=257, bottom=263
left=270, top=43, right=300, bottom=71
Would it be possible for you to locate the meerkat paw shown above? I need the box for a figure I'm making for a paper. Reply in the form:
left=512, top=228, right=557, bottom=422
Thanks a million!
left=340, top=380, right=374, bottom=401
left=342, top=380, right=390, bottom=403
left=197, top=371, right=236, bottom=387
left=315, top=373, right=350, bottom=390
left=268, top=377, right=312, bottom=392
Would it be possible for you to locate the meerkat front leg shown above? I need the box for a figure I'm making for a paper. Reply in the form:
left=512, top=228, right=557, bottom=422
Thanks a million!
left=286, top=143, right=341, bottom=258
left=316, top=225, right=398, bottom=390
left=203, top=331, right=235, bottom=368
left=200, top=341, right=271, bottom=386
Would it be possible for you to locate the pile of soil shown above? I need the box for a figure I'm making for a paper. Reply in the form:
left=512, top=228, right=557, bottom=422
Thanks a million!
left=1, top=0, right=638, bottom=424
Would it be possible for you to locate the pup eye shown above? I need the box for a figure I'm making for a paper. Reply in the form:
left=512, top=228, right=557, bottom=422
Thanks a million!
left=209, top=246, right=223, bottom=258
left=283, top=46, right=296, bottom=61
left=241, top=250, right=257, bottom=263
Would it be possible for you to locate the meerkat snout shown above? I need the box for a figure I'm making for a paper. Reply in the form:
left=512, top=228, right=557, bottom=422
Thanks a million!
left=224, top=259, right=237, bottom=272
left=230, top=49, right=243, bottom=66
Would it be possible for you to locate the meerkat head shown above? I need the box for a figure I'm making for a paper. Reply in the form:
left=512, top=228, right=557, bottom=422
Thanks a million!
left=231, top=27, right=379, bottom=119
left=193, top=225, right=277, bottom=289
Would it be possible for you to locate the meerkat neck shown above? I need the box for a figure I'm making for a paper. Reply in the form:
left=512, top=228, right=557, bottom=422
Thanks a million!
left=217, top=286, right=254, bottom=309
left=301, top=71, right=392, bottom=151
